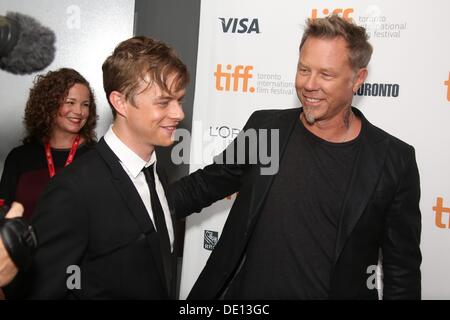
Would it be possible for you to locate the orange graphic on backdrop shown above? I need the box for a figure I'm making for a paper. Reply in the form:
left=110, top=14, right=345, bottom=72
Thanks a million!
left=214, top=64, right=255, bottom=93
left=445, top=73, right=450, bottom=101
left=311, top=8, right=354, bottom=20
left=433, top=197, right=450, bottom=228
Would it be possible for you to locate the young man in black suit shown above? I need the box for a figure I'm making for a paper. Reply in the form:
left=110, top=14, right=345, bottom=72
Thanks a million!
left=25, top=36, right=188, bottom=299
left=171, top=15, right=421, bottom=299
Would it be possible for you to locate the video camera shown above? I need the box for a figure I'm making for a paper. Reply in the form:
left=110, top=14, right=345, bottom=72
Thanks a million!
left=0, top=201, right=37, bottom=271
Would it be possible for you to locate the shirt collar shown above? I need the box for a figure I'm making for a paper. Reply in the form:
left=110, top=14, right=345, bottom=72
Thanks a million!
left=104, top=125, right=157, bottom=178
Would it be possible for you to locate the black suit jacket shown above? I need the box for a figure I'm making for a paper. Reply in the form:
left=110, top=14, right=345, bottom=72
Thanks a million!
left=170, top=107, right=421, bottom=300
left=25, top=138, right=175, bottom=299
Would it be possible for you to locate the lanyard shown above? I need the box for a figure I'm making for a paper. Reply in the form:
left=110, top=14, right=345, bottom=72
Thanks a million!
left=45, top=135, right=80, bottom=178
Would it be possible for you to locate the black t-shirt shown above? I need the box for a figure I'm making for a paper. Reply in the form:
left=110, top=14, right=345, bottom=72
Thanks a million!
left=0, top=141, right=93, bottom=220
left=225, top=117, right=363, bottom=299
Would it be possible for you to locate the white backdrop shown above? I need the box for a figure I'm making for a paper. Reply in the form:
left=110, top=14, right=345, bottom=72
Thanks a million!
left=180, top=0, right=450, bottom=299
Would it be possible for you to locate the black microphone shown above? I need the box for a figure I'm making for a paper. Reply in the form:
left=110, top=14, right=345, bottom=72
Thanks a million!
left=0, top=12, right=56, bottom=75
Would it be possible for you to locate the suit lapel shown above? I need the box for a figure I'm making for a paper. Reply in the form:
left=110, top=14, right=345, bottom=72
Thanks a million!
left=333, top=109, right=390, bottom=263
left=96, top=138, right=155, bottom=233
left=247, top=108, right=301, bottom=226
left=95, top=138, right=170, bottom=296
left=244, top=107, right=389, bottom=266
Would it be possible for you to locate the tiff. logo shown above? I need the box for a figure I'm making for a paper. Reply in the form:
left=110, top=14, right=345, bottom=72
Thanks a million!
left=311, top=8, right=354, bottom=20
left=214, top=64, right=255, bottom=93
left=433, top=197, right=450, bottom=228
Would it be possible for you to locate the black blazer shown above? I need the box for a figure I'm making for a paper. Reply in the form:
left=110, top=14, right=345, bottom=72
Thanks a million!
left=170, top=107, right=422, bottom=300
left=25, top=138, right=175, bottom=299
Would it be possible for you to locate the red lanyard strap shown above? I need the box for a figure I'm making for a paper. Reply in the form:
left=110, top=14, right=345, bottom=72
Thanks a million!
left=45, top=135, right=80, bottom=178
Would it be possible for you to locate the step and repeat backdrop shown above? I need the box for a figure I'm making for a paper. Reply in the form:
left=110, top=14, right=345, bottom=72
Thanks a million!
left=180, top=0, right=450, bottom=299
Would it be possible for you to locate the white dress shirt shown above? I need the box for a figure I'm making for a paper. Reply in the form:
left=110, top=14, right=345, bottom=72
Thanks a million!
left=104, top=126, right=174, bottom=251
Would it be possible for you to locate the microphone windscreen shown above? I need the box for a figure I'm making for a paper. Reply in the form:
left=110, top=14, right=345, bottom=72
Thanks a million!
left=0, top=16, right=20, bottom=58
left=0, top=12, right=56, bottom=75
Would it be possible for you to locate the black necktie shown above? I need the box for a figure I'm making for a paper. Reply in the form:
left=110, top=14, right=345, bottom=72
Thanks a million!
left=142, top=164, right=173, bottom=292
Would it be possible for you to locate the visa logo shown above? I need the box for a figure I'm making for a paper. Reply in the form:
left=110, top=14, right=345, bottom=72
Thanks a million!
left=219, top=18, right=260, bottom=34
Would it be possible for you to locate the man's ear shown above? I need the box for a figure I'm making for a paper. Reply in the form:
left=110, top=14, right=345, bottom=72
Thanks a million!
left=109, top=91, right=128, bottom=118
left=352, top=68, right=368, bottom=93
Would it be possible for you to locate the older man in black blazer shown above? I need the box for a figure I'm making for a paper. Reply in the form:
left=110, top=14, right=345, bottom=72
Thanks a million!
left=23, top=36, right=188, bottom=299
left=171, top=15, right=421, bottom=300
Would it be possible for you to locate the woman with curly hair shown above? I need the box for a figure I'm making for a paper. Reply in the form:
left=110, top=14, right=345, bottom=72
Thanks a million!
left=0, top=68, right=97, bottom=220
